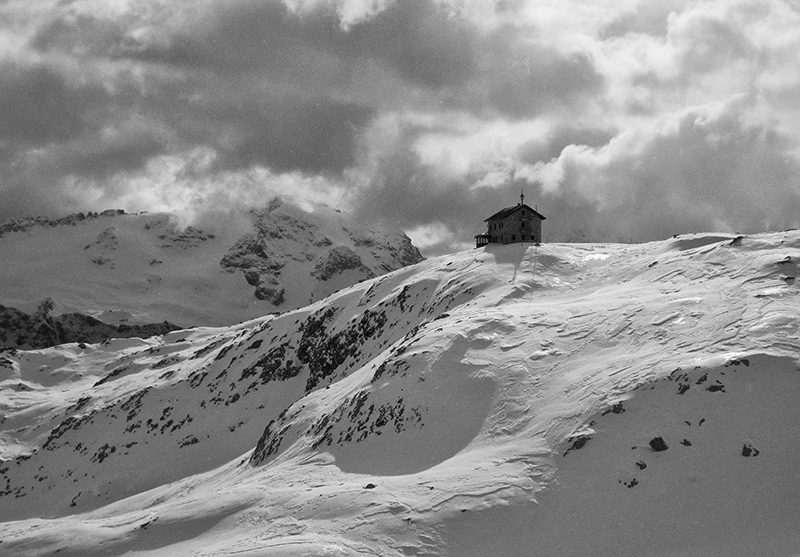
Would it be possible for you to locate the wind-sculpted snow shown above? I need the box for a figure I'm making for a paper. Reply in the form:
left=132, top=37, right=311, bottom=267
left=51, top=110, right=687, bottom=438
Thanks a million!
left=0, top=262, right=455, bottom=520
left=2, top=231, right=800, bottom=556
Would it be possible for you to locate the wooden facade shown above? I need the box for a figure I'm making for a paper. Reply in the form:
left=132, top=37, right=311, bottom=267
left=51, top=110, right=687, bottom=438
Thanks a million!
left=475, top=195, right=545, bottom=247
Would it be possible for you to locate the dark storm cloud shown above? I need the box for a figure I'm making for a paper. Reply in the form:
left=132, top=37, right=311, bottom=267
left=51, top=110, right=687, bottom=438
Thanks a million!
left=30, top=12, right=125, bottom=56
left=55, top=132, right=167, bottom=179
left=453, top=26, right=605, bottom=119
left=209, top=95, right=375, bottom=175
left=117, top=0, right=477, bottom=89
left=488, top=50, right=603, bottom=118
left=345, top=0, right=477, bottom=88
left=0, top=63, right=89, bottom=143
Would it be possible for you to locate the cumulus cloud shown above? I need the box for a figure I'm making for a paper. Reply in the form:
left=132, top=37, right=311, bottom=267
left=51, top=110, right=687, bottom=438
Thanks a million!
left=2, top=0, right=800, bottom=255
left=531, top=94, right=800, bottom=242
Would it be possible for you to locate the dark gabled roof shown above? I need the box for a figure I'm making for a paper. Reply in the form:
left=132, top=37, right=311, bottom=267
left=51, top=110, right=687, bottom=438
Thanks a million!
left=484, top=203, right=546, bottom=222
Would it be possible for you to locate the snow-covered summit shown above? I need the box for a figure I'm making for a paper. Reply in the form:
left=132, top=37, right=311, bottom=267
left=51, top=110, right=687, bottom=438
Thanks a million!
left=1, top=231, right=800, bottom=556
left=0, top=199, right=423, bottom=332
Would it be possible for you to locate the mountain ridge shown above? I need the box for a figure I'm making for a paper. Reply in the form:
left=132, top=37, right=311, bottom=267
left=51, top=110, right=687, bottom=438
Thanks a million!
left=0, top=199, right=423, bottom=332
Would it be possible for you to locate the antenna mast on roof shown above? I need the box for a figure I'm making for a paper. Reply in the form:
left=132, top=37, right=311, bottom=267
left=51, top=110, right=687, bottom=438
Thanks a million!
left=520, top=189, right=525, bottom=206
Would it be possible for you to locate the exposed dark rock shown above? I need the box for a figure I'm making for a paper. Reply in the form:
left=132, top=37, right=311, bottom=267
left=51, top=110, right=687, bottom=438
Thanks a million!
left=563, top=435, right=591, bottom=456
left=364, top=483, right=377, bottom=489
left=0, top=301, right=183, bottom=349
left=649, top=436, right=668, bottom=452
left=636, top=461, right=647, bottom=470
left=219, top=200, right=423, bottom=305
left=680, top=439, right=692, bottom=446
left=312, top=245, right=374, bottom=281
left=254, top=282, right=286, bottom=305
left=602, top=401, right=625, bottom=415
left=0, top=210, right=124, bottom=238
left=742, top=443, right=760, bottom=457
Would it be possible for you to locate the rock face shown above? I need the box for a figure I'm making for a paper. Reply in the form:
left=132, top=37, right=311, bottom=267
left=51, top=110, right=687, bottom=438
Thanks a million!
left=219, top=199, right=423, bottom=307
left=312, top=246, right=373, bottom=281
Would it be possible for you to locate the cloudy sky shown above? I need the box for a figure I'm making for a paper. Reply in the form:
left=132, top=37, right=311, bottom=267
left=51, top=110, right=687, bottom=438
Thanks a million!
left=2, top=0, right=800, bottom=254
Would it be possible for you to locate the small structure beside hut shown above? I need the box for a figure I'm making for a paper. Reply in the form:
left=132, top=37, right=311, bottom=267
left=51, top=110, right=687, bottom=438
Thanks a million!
left=475, top=192, right=545, bottom=248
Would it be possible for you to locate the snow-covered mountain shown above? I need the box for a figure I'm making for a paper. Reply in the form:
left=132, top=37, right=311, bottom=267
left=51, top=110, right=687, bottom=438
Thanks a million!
left=2, top=231, right=800, bottom=556
left=0, top=199, right=423, bottom=336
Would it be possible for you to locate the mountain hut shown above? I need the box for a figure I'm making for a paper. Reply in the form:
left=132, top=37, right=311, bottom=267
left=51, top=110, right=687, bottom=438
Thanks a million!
left=475, top=192, right=545, bottom=247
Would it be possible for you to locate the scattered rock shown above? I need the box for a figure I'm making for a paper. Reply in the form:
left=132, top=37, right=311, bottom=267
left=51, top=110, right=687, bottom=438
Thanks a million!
left=680, top=439, right=692, bottom=446
left=742, top=443, right=760, bottom=457
left=602, top=401, right=625, bottom=415
left=649, top=436, right=668, bottom=452
left=563, top=435, right=591, bottom=456
left=636, top=461, right=647, bottom=470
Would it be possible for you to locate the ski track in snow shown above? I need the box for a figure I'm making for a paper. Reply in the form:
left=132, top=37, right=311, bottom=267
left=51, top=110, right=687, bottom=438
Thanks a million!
left=1, top=231, right=800, bottom=556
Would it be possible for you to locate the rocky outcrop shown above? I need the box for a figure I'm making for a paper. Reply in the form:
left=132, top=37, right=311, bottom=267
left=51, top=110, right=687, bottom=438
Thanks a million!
left=220, top=199, right=423, bottom=306
left=84, top=227, right=119, bottom=252
left=312, top=245, right=374, bottom=281
left=0, top=210, right=125, bottom=238
left=0, top=299, right=182, bottom=349
left=220, top=234, right=287, bottom=305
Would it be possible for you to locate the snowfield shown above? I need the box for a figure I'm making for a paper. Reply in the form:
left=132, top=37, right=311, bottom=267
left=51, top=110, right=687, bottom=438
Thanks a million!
left=2, top=231, right=800, bottom=556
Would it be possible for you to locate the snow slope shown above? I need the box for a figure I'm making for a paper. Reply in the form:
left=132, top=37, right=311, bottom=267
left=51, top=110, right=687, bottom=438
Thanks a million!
left=0, top=199, right=423, bottom=330
left=1, top=231, right=799, bottom=556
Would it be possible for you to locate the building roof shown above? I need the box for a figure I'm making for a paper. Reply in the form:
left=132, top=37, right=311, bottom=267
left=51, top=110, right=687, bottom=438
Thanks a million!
left=484, top=203, right=546, bottom=222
